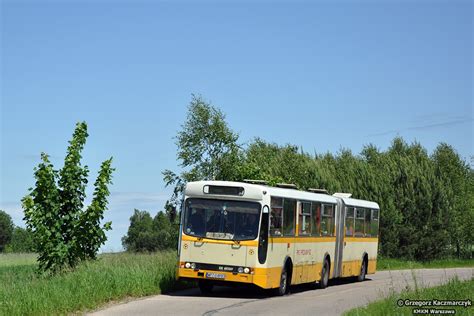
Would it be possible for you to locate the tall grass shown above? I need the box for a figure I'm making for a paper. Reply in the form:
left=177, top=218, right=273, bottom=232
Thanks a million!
left=0, top=253, right=37, bottom=267
left=377, top=257, right=474, bottom=271
left=0, top=251, right=188, bottom=316
left=345, top=277, right=474, bottom=316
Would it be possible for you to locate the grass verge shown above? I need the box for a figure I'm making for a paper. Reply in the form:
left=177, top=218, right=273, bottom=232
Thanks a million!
left=344, top=277, right=474, bottom=316
left=377, top=257, right=474, bottom=271
left=0, top=253, right=37, bottom=267
left=0, top=251, right=193, bottom=316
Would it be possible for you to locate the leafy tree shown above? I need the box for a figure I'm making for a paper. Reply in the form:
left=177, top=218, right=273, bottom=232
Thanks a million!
left=122, top=209, right=155, bottom=252
left=154, top=211, right=175, bottom=250
left=163, top=95, right=240, bottom=206
left=432, top=143, right=474, bottom=258
left=122, top=209, right=178, bottom=251
left=5, top=227, right=34, bottom=253
left=361, top=144, right=401, bottom=258
left=22, top=122, right=114, bottom=273
left=0, top=210, right=14, bottom=252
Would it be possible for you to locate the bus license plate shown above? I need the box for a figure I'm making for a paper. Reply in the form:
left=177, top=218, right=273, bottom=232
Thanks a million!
left=205, top=272, right=225, bottom=279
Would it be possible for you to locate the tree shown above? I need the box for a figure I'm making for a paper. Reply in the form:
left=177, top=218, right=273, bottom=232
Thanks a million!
left=122, top=209, right=178, bottom=251
left=154, top=211, right=175, bottom=250
left=163, top=95, right=241, bottom=206
left=5, top=227, right=34, bottom=253
left=432, top=143, right=474, bottom=258
left=0, top=210, right=14, bottom=252
left=22, top=122, right=114, bottom=273
left=122, top=209, right=155, bottom=252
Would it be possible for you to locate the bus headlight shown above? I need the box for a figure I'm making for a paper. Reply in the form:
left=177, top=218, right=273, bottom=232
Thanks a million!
left=238, top=267, right=244, bottom=273
left=185, top=262, right=191, bottom=269
left=244, top=267, right=250, bottom=274
left=190, top=263, right=196, bottom=269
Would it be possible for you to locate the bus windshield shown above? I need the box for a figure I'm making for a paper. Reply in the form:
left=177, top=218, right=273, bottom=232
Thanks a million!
left=184, top=198, right=261, bottom=241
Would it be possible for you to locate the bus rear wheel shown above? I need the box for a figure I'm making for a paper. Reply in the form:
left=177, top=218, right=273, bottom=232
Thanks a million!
left=317, top=259, right=330, bottom=289
left=198, top=280, right=213, bottom=295
left=357, top=259, right=367, bottom=282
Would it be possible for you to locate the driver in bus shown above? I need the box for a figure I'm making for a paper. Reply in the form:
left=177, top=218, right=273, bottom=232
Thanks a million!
left=246, top=213, right=258, bottom=236
left=206, top=210, right=221, bottom=232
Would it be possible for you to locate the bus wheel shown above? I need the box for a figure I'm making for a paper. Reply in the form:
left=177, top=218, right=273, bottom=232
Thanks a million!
left=276, top=266, right=289, bottom=296
left=318, top=259, right=330, bottom=289
left=357, top=259, right=367, bottom=282
left=198, top=280, right=213, bottom=295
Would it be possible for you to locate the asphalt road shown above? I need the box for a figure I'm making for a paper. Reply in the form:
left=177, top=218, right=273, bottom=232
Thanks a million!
left=90, top=268, right=473, bottom=316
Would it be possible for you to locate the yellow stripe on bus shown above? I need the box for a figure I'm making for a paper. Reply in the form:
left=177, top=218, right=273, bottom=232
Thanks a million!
left=344, top=237, right=379, bottom=242
left=269, top=236, right=336, bottom=243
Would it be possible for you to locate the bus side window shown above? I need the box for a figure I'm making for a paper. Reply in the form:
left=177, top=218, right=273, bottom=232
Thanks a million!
left=270, top=197, right=283, bottom=236
left=321, top=204, right=334, bottom=236
left=365, top=209, right=371, bottom=237
left=371, top=209, right=379, bottom=237
left=345, top=207, right=355, bottom=237
left=298, top=202, right=311, bottom=235
left=283, top=199, right=296, bottom=236
left=354, top=208, right=365, bottom=237
left=311, top=202, right=321, bottom=236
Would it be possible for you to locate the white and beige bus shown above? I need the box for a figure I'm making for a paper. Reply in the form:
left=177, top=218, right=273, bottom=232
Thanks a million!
left=177, top=180, right=380, bottom=295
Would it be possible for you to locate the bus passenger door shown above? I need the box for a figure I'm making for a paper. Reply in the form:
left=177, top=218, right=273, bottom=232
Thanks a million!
left=333, top=199, right=345, bottom=278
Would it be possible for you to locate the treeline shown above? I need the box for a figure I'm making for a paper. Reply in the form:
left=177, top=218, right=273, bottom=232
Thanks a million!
left=0, top=210, right=34, bottom=253
left=237, top=139, right=473, bottom=260
left=128, top=95, right=473, bottom=261
left=122, top=205, right=178, bottom=252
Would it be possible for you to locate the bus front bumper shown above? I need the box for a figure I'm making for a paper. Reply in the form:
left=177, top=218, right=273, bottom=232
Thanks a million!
left=177, top=267, right=274, bottom=289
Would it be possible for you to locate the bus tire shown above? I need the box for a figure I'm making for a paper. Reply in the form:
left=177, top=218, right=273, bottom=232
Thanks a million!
left=198, top=280, right=213, bottom=295
left=318, top=259, right=330, bottom=289
left=357, top=258, right=367, bottom=282
left=275, top=265, right=289, bottom=296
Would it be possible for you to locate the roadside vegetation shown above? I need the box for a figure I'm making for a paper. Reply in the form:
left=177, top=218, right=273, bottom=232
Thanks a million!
left=377, top=257, right=474, bottom=271
left=0, top=251, right=186, bottom=316
left=345, top=277, right=474, bottom=316
left=0, top=253, right=36, bottom=267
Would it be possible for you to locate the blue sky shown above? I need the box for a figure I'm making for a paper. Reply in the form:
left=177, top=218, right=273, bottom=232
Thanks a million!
left=1, top=1, right=472, bottom=252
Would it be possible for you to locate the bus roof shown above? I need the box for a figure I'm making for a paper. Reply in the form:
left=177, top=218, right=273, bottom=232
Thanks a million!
left=185, top=180, right=337, bottom=204
left=339, top=197, right=380, bottom=210
left=185, top=181, right=380, bottom=209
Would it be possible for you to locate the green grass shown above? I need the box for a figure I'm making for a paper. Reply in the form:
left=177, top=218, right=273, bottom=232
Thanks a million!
left=345, top=277, right=474, bottom=316
left=0, top=253, right=37, bottom=267
left=377, top=257, right=474, bottom=271
left=0, top=251, right=193, bottom=316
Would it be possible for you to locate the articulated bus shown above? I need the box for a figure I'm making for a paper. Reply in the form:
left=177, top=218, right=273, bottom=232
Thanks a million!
left=177, top=180, right=380, bottom=295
